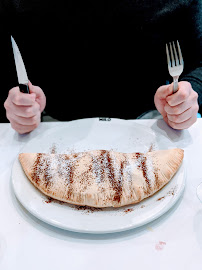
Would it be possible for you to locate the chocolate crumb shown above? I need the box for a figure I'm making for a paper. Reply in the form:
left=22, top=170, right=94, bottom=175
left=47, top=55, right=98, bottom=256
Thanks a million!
left=124, top=208, right=134, bottom=213
left=45, top=197, right=54, bottom=203
left=50, top=144, right=57, bottom=154
left=156, top=186, right=178, bottom=202
left=157, top=196, right=165, bottom=201
left=44, top=196, right=65, bottom=205
left=148, top=144, right=154, bottom=152
left=167, top=188, right=176, bottom=196
left=74, top=205, right=103, bottom=213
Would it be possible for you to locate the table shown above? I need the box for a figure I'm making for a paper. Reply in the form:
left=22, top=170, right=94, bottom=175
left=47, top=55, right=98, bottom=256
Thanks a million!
left=0, top=119, right=202, bottom=270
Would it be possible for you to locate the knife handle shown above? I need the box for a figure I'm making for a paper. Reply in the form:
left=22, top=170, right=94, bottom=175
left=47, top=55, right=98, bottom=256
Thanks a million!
left=19, top=84, right=30, bottom=94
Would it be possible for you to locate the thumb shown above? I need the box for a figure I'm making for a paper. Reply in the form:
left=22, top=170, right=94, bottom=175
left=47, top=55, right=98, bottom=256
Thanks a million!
left=157, top=83, right=173, bottom=100
left=154, top=83, right=173, bottom=122
left=28, top=80, right=46, bottom=112
left=28, top=80, right=34, bottom=92
left=28, top=80, right=38, bottom=99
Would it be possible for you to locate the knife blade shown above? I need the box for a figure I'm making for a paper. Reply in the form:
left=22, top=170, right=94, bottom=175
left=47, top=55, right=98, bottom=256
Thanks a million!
left=11, top=36, right=30, bottom=94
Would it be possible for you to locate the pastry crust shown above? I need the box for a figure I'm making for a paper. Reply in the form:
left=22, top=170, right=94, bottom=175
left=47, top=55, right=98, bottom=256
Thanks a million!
left=19, top=148, right=184, bottom=207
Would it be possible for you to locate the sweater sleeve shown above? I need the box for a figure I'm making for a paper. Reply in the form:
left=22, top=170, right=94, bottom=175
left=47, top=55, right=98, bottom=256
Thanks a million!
left=180, top=0, right=202, bottom=105
left=181, top=66, right=202, bottom=105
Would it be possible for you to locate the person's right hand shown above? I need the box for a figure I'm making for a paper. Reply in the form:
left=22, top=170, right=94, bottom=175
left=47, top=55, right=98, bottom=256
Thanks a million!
left=4, top=81, right=46, bottom=134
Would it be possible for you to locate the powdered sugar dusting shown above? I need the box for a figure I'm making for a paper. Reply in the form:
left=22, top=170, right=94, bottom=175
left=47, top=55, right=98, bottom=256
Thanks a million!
left=134, top=153, right=156, bottom=192
left=145, top=155, right=156, bottom=186
left=32, top=149, right=158, bottom=204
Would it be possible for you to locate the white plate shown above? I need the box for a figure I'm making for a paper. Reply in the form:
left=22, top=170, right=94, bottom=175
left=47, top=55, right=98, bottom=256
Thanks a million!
left=12, top=118, right=185, bottom=234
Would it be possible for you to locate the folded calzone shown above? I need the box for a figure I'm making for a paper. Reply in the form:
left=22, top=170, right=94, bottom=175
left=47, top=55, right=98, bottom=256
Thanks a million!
left=19, top=148, right=184, bottom=207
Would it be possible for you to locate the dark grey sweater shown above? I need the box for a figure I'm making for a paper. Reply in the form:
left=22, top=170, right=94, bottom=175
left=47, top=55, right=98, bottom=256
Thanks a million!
left=0, top=0, right=201, bottom=121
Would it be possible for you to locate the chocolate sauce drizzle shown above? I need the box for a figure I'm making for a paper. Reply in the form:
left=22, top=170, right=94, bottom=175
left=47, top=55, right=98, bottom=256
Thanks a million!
left=104, top=151, right=123, bottom=203
left=31, top=153, right=43, bottom=185
left=92, top=150, right=124, bottom=202
left=135, top=153, right=151, bottom=194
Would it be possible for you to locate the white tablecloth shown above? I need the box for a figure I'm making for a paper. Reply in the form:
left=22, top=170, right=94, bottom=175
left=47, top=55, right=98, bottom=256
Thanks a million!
left=0, top=119, right=202, bottom=270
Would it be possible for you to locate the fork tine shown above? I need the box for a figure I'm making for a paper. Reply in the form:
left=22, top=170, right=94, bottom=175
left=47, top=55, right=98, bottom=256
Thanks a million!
left=166, top=43, right=171, bottom=67
left=172, top=41, right=179, bottom=65
left=166, top=40, right=184, bottom=93
left=169, top=42, right=175, bottom=67
left=177, top=40, right=183, bottom=65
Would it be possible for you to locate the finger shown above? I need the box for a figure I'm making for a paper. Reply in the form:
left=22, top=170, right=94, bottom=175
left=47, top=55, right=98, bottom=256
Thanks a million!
left=11, top=102, right=41, bottom=118
left=28, top=81, right=42, bottom=95
left=7, top=112, right=41, bottom=126
left=10, top=121, right=40, bottom=134
left=9, top=87, right=36, bottom=106
left=164, top=100, right=192, bottom=115
left=165, top=87, right=199, bottom=115
left=166, top=82, right=191, bottom=106
left=167, top=115, right=197, bottom=130
left=167, top=105, right=199, bottom=123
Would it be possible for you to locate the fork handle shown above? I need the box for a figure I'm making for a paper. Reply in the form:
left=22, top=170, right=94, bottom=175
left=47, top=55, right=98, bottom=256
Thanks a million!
left=173, top=76, right=179, bottom=93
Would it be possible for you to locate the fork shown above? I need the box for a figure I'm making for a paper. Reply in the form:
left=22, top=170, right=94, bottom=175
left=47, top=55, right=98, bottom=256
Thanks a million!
left=166, top=40, right=184, bottom=93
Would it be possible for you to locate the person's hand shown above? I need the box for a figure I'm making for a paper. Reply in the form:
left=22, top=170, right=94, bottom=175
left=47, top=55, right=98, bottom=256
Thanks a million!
left=4, top=81, right=46, bottom=134
left=154, top=81, right=199, bottom=129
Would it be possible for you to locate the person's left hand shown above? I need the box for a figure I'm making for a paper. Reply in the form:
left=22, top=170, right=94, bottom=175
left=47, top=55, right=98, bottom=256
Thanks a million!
left=154, top=81, right=199, bottom=129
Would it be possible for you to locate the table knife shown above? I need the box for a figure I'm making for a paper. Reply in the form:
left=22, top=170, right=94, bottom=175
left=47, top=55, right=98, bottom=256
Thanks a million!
left=11, top=36, right=30, bottom=94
